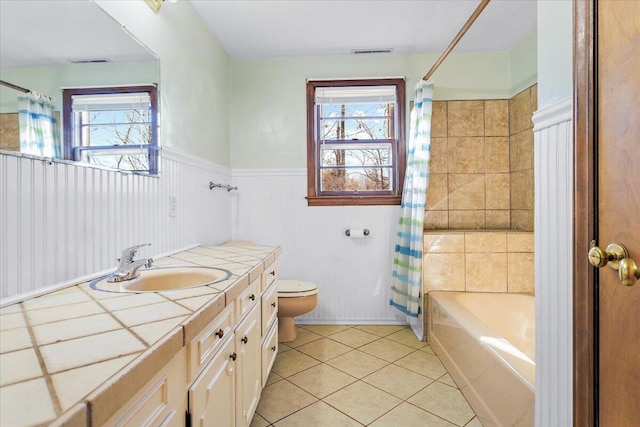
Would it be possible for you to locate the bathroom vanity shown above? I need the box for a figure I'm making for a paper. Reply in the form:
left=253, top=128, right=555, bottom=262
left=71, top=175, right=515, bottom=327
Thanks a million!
left=0, top=243, right=280, bottom=427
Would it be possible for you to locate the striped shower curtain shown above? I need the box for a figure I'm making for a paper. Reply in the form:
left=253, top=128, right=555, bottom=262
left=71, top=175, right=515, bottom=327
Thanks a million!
left=18, top=95, right=60, bottom=158
left=390, top=80, right=433, bottom=339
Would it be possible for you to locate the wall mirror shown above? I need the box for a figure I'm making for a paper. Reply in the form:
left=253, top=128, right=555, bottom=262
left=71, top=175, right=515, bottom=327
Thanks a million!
left=0, top=0, right=160, bottom=175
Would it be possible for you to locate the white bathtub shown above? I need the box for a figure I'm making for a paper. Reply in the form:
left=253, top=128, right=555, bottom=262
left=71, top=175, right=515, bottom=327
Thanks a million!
left=428, top=292, right=535, bottom=427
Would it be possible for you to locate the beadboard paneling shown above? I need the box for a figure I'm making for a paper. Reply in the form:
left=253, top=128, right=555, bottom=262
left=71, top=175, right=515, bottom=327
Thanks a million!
left=232, top=169, right=403, bottom=324
left=533, top=99, right=573, bottom=427
left=0, top=150, right=232, bottom=303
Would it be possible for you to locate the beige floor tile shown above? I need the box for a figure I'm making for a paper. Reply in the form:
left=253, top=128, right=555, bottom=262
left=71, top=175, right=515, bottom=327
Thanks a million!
left=329, top=328, right=380, bottom=348
left=32, top=313, right=121, bottom=346
left=354, top=325, right=406, bottom=337
left=0, top=312, right=26, bottom=331
left=131, top=316, right=187, bottom=346
left=465, top=417, right=484, bottom=427
left=369, top=402, right=456, bottom=427
left=26, top=301, right=105, bottom=325
left=395, top=351, right=447, bottom=380
left=98, top=293, right=167, bottom=311
left=274, top=401, right=363, bottom=427
left=288, top=363, right=357, bottom=398
left=408, top=382, right=475, bottom=426
left=295, top=338, right=352, bottom=362
left=256, top=380, right=317, bottom=423
left=386, top=328, right=428, bottom=349
left=0, top=327, right=32, bottom=353
left=285, top=327, right=323, bottom=348
left=40, top=329, right=145, bottom=374
left=0, top=378, right=57, bottom=426
left=359, top=338, right=415, bottom=363
left=23, top=290, right=92, bottom=311
left=438, top=373, right=458, bottom=388
left=363, top=364, right=434, bottom=400
left=111, top=301, right=191, bottom=327
left=271, top=349, right=320, bottom=378
left=52, top=354, right=137, bottom=411
left=323, top=381, right=402, bottom=425
left=326, top=350, right=388, bottom=379
left=420, top=344, right=436, bottom=354
left=0, top=348, right=42, bottom=386
left=265, top=371, right=283, bottom=386
left=300, top=324, right=351, bottom=337
left=250, top=413, right=271, bottom=427
left=278, top=343, right=291, bottom=354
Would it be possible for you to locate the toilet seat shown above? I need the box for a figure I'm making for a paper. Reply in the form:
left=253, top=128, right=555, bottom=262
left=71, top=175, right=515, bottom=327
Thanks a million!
left=277, top=280, right=318, bottom=298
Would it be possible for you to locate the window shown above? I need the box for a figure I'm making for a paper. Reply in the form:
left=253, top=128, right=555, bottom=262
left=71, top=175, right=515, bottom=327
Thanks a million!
left=306, top=78, right=405, bottom=206
left=62, top=85, right=158, bottom=175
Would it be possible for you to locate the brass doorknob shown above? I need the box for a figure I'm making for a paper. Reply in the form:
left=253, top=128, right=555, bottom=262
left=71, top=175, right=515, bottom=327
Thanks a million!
left=619, top=258, right=640, bottom=286
left=588, top=241, right=629, bottom=270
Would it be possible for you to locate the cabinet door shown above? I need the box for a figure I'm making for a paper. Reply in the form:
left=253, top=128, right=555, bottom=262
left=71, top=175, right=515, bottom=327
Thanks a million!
left=261, top=281, right=278, bottom=337
left=235, top=305, right=262, bottom=427
left=189, top=336, right=236, bottom=427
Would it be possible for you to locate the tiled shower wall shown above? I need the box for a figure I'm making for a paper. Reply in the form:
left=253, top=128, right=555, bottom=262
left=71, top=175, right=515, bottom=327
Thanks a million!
left=424, top=85, right=537, bottom=231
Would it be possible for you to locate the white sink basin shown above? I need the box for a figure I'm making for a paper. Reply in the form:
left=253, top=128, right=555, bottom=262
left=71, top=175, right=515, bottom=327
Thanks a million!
left=90, top=266, right=232, bottom=293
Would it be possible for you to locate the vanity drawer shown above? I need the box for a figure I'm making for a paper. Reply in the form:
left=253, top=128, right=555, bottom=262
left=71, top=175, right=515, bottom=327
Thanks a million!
left=261, top=281, right=278, bottom=337
left=262, top=262, right=277, bottom=293
left=188, top=304, right=234, bottom=383
left=261, top=320, right=278, bottom=387
left=235, top=278, right=260, bottom=323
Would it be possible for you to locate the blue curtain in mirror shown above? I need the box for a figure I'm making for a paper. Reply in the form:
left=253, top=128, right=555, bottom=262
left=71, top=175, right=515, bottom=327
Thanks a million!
left=18, top=95, right=61, bottom=158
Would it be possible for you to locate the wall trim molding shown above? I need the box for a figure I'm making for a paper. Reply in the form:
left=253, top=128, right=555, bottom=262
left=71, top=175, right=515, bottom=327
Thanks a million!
left=532, top=98, right=573, bottom=131
left=232, top=168, right=307, bottom=177
left=163, top=147, right=230, bottom=175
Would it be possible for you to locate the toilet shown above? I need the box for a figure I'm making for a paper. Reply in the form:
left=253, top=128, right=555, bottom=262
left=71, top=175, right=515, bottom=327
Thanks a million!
left=277, top=280, right=319, bottom=342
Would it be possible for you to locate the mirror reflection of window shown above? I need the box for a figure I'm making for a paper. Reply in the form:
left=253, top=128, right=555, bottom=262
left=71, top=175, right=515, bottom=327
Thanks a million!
left=62, top=86, right=159, bottom=175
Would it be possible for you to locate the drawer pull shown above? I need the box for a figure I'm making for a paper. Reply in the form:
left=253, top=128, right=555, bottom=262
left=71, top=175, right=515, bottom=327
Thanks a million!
left=271, top=346, right=277, bottom=352
left=271, top=302, right=276, bottom=308
left=269, top=270, right=276, bottom=276
left=215, top=329, right=224, bottom=339
left=230, top=352, right=237, bottom=361
left=241, top=336, right=248, bottom=344
left=249, top=294, right=256, bottom=301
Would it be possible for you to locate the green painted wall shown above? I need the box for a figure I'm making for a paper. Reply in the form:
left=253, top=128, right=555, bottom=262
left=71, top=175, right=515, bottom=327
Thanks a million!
left=510, top=31, right=538, bottom=96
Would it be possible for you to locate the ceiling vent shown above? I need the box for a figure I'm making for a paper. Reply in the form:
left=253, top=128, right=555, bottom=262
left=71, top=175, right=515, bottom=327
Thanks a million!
left=351, top=48, right=393, bottom=55
left=67, top=58, right=112, bottom=64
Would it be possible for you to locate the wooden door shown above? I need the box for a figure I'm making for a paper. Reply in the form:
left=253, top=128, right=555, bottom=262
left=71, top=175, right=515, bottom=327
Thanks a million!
left=574, top=0, right=640, bottom=424
left=596, top=1, right=640, bottom=424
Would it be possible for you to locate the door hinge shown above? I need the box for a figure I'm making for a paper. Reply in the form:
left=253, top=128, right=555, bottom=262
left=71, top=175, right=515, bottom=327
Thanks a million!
left=185, top=410, right=192, bottom=427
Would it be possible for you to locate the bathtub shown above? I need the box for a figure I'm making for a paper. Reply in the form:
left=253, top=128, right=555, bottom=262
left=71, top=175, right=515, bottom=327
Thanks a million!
left=428, top=292, right=534, bottom=427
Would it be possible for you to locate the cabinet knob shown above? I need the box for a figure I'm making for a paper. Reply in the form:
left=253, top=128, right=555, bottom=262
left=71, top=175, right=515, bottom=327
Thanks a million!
left=215, top=329, right=224, bottom=339
left=230, top=352, right=237, bottom=361
left=271, top=302, right=276, bottom=308
left=271, top=346, right=277, bottom=352
left=269, top=270, right=276, bottom=276
left=249, top=294, right=256, bottom=301
left=241, top=336, right=248, bottom=344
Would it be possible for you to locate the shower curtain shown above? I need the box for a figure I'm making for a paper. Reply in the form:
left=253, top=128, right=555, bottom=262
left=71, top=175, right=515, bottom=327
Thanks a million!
left=390, top=80, right=433, bottom=339
left=18, top=94, right=60, bottom=158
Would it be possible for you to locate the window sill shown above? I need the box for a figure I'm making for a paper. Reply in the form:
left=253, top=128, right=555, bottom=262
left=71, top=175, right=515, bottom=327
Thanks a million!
left=306, top=195, right=401, bottom=206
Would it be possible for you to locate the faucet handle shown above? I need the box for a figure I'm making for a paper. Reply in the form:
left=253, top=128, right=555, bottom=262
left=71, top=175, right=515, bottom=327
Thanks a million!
left=120, top=243, right=151, bottom=263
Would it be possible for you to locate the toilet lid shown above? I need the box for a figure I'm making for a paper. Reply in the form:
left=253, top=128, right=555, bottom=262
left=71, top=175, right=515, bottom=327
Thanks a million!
left=277, top=280, right=318, bottom=297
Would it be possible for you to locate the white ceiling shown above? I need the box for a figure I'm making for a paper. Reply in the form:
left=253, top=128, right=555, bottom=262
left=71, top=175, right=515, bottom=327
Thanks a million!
left=191, top=0, right=538, bottom=59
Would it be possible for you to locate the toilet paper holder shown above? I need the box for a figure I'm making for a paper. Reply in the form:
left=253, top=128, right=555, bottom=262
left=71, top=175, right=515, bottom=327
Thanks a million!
left=345, top=229, right=370, bottom=237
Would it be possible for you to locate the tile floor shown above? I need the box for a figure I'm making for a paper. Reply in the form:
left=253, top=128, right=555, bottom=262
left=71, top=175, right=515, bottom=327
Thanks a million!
left=252, top=325, right=482, bottom=427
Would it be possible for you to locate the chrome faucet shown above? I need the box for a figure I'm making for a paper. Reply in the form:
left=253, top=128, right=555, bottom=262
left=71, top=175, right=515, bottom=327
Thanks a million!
left=107, top=244, right=154, bottom=283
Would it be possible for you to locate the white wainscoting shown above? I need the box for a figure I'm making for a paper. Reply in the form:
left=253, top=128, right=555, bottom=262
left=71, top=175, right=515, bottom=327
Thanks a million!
left=231, top=169, right=404, bottom=324
left=533, top=98, right=573, bottom=427
left=0, top=149, right=232, bottom=304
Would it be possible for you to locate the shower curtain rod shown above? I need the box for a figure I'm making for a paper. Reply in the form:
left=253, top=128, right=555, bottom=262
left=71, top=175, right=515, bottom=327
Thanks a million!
left=0, top=79, right=30, bottom=94
left=422, top=0, right=491, bottom=82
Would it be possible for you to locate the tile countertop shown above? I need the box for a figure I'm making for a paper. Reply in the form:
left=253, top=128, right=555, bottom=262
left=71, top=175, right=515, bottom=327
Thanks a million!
left=0, top=243, right=281, bottom=427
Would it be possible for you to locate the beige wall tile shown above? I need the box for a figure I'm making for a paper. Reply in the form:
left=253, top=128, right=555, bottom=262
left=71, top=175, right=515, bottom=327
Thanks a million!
left=486, top=173, right=510, bottom=209
left=485, top=137, right=510, bottom=173
left=510, top=129, right=534, bottom=172
left=511, top=170, right=534, bottom=209
left=449, top=210, right=486, bottom=229
left=431, top=101, right=448, bottom=138
left=484, top=100, right=509, bottom=136
left=448, top=174, right=485, bottom=210
left=511, top=210, right=534, bottom=231
left=448, top=101, right=484, bottom=137
left=429, top=137, right=448, bottom=173
left=507, top=233, right=534, bottom=252
left=486, top=210, right=511, bottom=229
left=423, top=233, right=465, bottom=253
left=423, top=253, right=465, bottom=292
left=423, top=211, right=448, bottom=229
left=508, top=253, right=534, bottom=293
left=465, top=253, right=508, bottom=292
left=465, top=232, right=507, bottom=253
left=448, top=137, right=485, bottom=173
left=425, top=174, right=448, bottom=210
left=509, top=88, right=533, bottom=134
